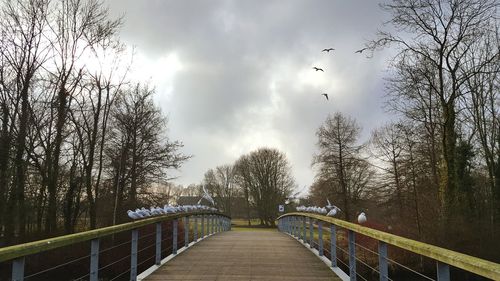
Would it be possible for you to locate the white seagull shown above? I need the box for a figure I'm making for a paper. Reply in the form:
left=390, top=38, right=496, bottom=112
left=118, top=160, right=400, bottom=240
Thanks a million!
left=127, top=210, right=142, bottom=220
left=358, top=212, right=367, bottom=224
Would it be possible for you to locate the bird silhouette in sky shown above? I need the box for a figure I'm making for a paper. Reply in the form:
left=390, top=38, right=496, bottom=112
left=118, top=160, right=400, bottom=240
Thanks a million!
left=355, top=47, right=368, bottom=54
left=322, top=93, right=329, bottom=100
left=313, top=67, right=324, bottom=72
left=322, top=48, right=335, bottom=52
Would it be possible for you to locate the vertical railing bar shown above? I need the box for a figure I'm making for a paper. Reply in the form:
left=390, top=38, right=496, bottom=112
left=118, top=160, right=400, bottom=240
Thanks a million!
left=348, top=230, right=356, bottom=281
left=309, top=217, right=314, bottom=248
left=302, top=217, right=306, bottom=241
left=155, top=222, right=162, bottom=265
left=437, top=261, right=450, bottom=281
left=201, top=214, right=205, bottom=237
left=130, top=229, right=139, bottom=281
left=184, top=216, right=189, bottom=248
left=379, top=241, right=388, bottom=281
left=318, top=221, right=323, bottom=256
left=89, top=238, right=99, bottom=281
left=172, top=219, right=178, bottom=255
left=195, top=216, right=199, bottom=241
left=11, top=257, right=25, bottom=281
left=211, top=216, right=215, bottom=234
left=331, top=224, right=337, bottom=268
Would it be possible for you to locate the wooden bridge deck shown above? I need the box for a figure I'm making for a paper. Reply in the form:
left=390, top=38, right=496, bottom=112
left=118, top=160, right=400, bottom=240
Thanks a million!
left=143, top=229, right=342, bottom=281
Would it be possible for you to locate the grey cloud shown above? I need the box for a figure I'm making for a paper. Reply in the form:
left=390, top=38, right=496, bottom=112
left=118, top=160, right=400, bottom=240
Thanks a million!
left=105, top=0, right=392, bottom=189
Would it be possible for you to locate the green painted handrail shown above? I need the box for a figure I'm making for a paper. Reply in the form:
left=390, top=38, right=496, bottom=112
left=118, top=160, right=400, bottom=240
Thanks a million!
left=278, top=212, right=500, bottom=280
left=0, top=212, right=229, bottom=263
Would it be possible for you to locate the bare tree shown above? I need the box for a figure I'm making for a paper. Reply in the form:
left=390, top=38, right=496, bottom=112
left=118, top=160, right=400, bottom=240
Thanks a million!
left=107, top=83, right=189, bottom=224
left=313, top=112, right=372, bottom=221
left=235, top=148, right=295, bottom=226
left=0, top=0, right=51, bottom=241
left=369, top=0, right=499, bottom=217
left=203, top=164, right=239, bottom=216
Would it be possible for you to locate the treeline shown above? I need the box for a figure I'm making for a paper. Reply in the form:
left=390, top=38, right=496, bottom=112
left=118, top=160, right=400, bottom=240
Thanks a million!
left=309, top=0, right=499, bottom=260
left=201, top=147, right=296, bottom=226
left=0, top=0, right=188, bottom=245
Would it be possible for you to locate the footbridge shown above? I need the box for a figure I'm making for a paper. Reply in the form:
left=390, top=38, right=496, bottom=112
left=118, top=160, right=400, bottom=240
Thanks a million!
left=0, top=212, right=499, bottom=281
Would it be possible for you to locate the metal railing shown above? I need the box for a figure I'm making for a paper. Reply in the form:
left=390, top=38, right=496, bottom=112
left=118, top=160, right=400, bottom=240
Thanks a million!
left=0, top=212, right=231, bottom=281
left=277, top=212, right=500, bottom=281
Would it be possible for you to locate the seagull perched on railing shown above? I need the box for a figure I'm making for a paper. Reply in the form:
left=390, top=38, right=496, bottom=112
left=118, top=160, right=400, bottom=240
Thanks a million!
left=358, top=212, right=367, bottom=224
left=127, top=210, right=142, bottom=220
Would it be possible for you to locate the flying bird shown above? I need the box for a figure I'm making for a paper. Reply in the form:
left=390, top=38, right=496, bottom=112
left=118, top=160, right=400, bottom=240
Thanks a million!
left=326, top=199, right=334, bottom=209
left=322, top=93, right=329, bottom=100
left=198, top=185, right=215, bottom=205
left=313, top=67, right=324, bottom=72
left=322, top=48, right=335, bottom=52
left=355, top=47, right=368, bottom=54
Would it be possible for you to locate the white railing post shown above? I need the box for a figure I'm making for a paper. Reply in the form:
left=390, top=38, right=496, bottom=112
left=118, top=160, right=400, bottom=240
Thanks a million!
left=201, top=215, right=205, bottom=237
left=155, top=223, right=162, bottom=265
left=318, top=221, right=323, bottom=256
left=194, top=216, right=198, bottom=241
left=437, top=262, right=450, bottom=281
left=130, top=229, right=139, bottom=281
left=379, top=241, right=388, bottom=281
left=172, top=219, right=178, bottom=254
left=331, top=224, right=337, bottom=268
left=11, top=257, right=25, bottom=281
left=89, top=239, right=99, bottom=281
left=302, top=217, right=306, bottom=241
left=184, top=216, right=189, bottom=248
left=309, top=217, right=314, bottom=248
left=348, top=230, right=356, bottom=281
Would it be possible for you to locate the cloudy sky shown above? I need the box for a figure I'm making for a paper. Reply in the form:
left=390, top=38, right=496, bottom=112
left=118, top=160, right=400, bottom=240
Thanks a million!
left=104, top=0, right=395, bottom=193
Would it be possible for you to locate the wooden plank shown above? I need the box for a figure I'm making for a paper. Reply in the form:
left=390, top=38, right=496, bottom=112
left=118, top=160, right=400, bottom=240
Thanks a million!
left=278, top=213, right=500, bottom=280
left=144, top=230, right=342, bottom=281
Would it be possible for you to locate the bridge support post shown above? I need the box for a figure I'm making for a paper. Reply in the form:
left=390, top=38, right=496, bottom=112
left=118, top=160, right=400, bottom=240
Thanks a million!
left=201, top=215, right=205, bottom=237
left=318, top=221, right=323, bottom=256
left=378, top=241, right=388, bottom=281
left=194, top=216, right=198, bottom=241
left=11, top=257, right=25, bottom=281
left=90, top=238, right=99, bottom=281
left=173, top=219, right=178, bottom=254
left=185, top=216, right=189, bottom=248
left=348, top=230, right=356, bottom=281
left=437, top=262, right=450, bottom=281
left=130, top=229, right=139, bottom=281
left=155, top=223, right=162, bottom=265
left=309, top=217, right=314, bottom=248
left=331, top=224, right=337, bottom=268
